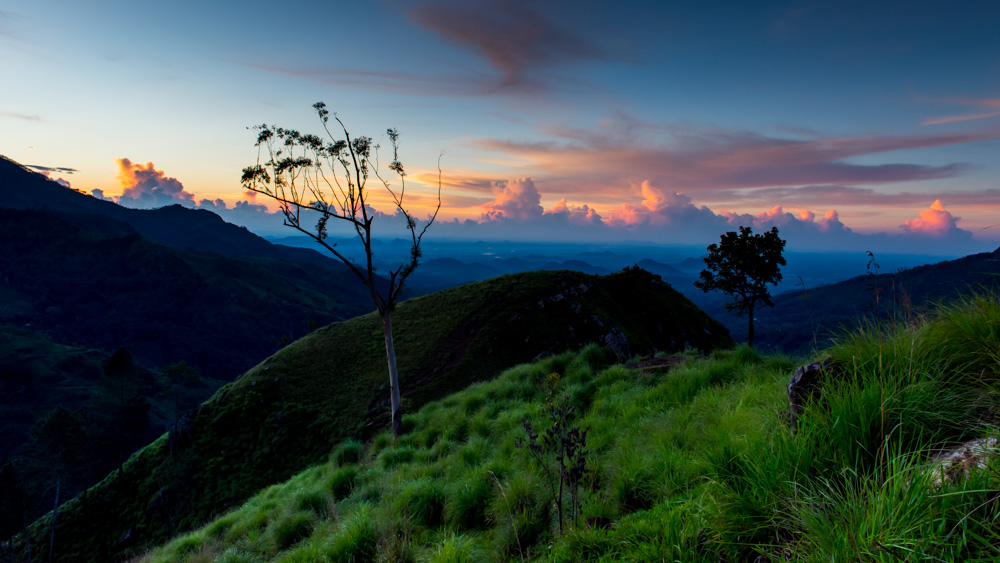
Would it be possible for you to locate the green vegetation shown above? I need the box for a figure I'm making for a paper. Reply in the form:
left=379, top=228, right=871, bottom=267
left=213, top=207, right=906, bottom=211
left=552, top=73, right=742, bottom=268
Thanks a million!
left=14, top=267, right=729, bottom=561
left=123, top=291, right=1000, bottom=561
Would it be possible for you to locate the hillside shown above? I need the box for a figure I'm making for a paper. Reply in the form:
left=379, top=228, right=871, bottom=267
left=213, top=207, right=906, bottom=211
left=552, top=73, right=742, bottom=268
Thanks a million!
left=0, top=208, right=372, bottom=378
left=102, top=292, right=1000, bottom=562
left=732, top=246, right=1000, bottom=353
left=10, top=267, right=731, bottom=561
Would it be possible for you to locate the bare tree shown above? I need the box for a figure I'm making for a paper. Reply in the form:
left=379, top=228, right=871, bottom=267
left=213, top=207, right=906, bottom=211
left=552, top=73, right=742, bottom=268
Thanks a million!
left=241, top=102, right=441, bottom=439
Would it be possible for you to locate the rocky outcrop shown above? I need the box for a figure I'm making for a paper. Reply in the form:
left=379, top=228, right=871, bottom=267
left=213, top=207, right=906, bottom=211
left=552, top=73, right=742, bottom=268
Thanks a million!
left=787, top=358, right=841, bottom=434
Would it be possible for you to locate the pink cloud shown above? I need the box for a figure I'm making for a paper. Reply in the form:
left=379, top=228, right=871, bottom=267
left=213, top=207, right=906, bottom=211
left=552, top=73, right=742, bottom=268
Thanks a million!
left=901, top=199, right=961, bottom=235
left=544, top=198, right=602, bottom=225
left=922, top=97, right=1000, bottom=125
left=35, top=169, right=72, bottom=189
left=480, top=178, right=543, bottom=220
left=472, top=116, right=997, bottom=199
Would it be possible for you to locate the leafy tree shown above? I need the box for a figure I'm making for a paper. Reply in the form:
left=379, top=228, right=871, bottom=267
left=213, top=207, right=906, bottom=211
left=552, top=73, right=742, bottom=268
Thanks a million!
left=695, top=226, right=786, bottom=347
left=241, top=103, right=441, bottom=439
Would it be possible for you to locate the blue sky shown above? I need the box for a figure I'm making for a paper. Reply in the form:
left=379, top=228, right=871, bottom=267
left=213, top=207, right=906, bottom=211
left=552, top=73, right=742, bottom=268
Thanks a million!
left=2, top=0, right=999, bottom=253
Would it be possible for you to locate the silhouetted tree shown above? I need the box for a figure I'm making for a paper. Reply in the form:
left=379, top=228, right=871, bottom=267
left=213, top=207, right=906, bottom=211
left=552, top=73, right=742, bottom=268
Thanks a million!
left=241, top=102, right=441, bottom=439
left=695, top=226, right=786, bottom=347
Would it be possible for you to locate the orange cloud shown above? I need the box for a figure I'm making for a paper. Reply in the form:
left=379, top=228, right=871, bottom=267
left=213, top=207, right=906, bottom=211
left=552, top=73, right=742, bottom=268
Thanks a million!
left=116, top=158, right=194, bottom=207
left=901, top=199, right=960, bottom=235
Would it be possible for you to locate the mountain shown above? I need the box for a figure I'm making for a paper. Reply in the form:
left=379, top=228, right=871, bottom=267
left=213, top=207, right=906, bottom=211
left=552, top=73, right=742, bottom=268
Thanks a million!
left=0, top=155, right=344, bottom=268
left=18, top=267, right=732, bottom=561
left=716, top=246, right=1000, bottom=352
left=0, top=207, right=373, bottom=379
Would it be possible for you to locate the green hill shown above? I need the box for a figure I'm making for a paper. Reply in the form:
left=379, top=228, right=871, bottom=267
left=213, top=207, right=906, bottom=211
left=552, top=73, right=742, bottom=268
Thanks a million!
left=12, top=267, right=731, bottom=561
left=103, top=292, right=1000, bottom=562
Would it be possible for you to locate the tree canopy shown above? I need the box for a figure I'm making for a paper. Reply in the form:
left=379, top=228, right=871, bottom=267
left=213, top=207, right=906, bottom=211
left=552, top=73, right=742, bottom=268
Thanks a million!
left=695, top=226, right=786, bottom=347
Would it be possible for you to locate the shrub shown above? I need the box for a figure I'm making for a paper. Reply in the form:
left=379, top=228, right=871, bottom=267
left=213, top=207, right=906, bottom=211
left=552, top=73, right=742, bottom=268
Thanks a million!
left=327, top=505, right=378, bottom=562
left=396, top=478, right=446, bottom=529
left=445, top=473, right=493, bottom=530
left=327, top=466, right=358, bottom=500
left=331, top=440, right=364, bottom=466
left=268, top=511, right=314, bottom=551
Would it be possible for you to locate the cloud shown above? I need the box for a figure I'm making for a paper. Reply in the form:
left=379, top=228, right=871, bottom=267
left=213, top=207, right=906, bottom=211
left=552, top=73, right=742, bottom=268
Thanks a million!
left=692, top=184, right=1000, bottom=209
left=251, top=1, right=629, bottom=96
left=923, top=97, right=1000, bottom=125
left=901, top=200, right=967, bottom=237
left=25, top=164, right=77, bottom=174
left=1, top=111, right=42, bottom=122
left=31, top=168, right=73, bottom=189
left=607, top=181, right=721, bottom=229
left=471, top=115, right=997, bottom=200
left=544, top=198, right=601, bottom=225
left=431, top=175, right=994, bottom=253
left=409, top=0, right=624, bottom=91
left=480, top=177, right=543, bottom=220
left=91, top=188, right=112, bottom=201
left=116, top=158, right=195, bottom=208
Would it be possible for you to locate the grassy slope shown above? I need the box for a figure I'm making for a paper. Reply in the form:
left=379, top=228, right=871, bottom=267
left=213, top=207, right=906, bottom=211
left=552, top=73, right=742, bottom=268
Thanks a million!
left=19, top=267, right=731, bottom=561
left=125, top=292, right=1000, bottom=562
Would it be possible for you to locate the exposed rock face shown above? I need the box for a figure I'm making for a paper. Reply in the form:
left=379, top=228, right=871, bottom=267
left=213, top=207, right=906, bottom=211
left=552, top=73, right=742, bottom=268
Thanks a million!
left=602, top=327, right=631, bottom=362
left=787, top=358, right=841, bottom=434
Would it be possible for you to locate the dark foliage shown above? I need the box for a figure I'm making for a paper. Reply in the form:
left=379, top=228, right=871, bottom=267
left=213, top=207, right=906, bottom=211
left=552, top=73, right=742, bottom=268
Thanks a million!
left=695, top=226, right=787, bottom=347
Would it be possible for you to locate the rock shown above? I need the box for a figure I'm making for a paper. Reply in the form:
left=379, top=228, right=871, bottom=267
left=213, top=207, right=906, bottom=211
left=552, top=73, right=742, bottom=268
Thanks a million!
left=926, top=437, right=999, bottom=487
left=602, top=327, right=631, bottom=362
left=787, top=358, right=841, bottom=434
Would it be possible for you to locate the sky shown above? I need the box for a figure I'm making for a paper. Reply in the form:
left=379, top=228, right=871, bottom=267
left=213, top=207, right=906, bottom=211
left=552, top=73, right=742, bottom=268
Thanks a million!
left=2, top=0, right=1000, bottom=254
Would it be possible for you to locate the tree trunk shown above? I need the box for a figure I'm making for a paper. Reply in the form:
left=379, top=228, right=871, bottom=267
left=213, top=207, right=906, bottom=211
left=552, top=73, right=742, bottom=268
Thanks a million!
left=746, top=301, right=755, bottom=348
left=48, top=477, right=59, bottom=563
left=382, top=311, right=403, bottom=440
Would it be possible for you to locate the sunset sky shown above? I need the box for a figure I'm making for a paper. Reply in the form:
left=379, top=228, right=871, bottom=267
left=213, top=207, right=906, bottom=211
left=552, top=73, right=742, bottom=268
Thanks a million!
left=3, top=0, right=999, bottom=253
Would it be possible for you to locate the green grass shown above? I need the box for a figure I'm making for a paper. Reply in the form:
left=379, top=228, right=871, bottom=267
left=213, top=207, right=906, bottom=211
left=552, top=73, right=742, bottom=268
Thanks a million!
left=20, top=267, right=731, bottom=562
left=128, top=292, right=1000, bottom=562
